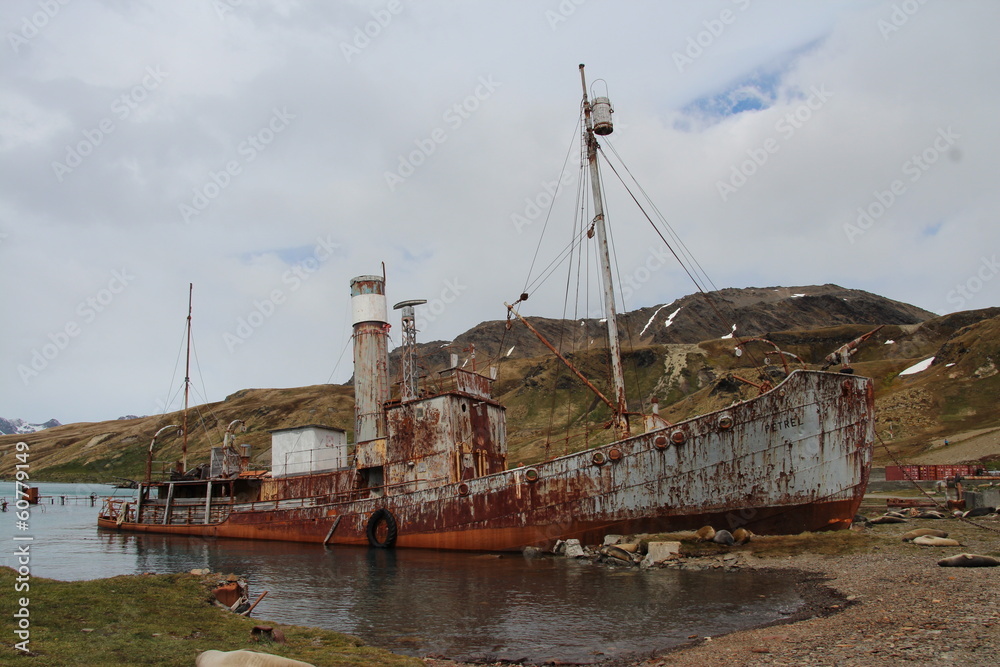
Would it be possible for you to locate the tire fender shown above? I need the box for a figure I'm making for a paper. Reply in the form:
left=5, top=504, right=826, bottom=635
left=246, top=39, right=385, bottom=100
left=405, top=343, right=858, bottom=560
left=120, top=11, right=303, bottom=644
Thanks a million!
left=366, top=508, right=398, bottom=548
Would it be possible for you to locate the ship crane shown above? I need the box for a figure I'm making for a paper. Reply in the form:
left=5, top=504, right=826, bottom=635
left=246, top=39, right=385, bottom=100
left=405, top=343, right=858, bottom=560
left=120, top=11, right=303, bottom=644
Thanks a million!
left=822, top=325, right=884, bottom=372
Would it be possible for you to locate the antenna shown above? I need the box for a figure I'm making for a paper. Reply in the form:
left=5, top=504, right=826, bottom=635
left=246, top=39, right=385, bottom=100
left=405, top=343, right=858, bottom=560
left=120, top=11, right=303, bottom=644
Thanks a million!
left=393, top=299, right=427, bottom=402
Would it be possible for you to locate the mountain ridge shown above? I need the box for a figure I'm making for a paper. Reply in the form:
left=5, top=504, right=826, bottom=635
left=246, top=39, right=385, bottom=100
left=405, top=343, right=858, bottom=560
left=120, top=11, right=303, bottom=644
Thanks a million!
left=384, top=283, right=936, bottom=380
left=4, top=286, right=995, bottom=483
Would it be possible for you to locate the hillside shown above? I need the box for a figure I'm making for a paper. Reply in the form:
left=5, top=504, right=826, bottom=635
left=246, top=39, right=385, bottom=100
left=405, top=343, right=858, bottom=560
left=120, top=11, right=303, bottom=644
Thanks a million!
left=2, top=289, right=997, bottom=483
left=385, top=283, right=935, bottom=380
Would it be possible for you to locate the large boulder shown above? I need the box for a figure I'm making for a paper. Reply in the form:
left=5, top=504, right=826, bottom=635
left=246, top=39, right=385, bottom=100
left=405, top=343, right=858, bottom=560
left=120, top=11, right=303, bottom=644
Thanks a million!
left=196, top=650, right=315, bottom=666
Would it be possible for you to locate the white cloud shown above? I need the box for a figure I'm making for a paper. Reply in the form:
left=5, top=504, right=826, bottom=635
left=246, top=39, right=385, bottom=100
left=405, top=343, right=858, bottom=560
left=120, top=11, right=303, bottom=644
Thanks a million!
left=1, top=0, right=997, bottom=424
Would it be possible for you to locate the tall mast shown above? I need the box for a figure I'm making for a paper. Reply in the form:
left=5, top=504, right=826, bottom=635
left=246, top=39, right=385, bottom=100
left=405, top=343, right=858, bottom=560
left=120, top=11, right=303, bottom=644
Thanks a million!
left=182, top=282, right=192, bottom=472
left=579, top=64, right=629, bottom=438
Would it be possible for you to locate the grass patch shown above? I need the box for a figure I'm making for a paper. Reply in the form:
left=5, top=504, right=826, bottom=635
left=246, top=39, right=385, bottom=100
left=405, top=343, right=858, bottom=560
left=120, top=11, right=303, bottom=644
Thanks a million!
left=0, top=568, right=420, bottom=667
left=638, top=529, right=880, bottom=559
left=739, top=531, right=878, bottom=557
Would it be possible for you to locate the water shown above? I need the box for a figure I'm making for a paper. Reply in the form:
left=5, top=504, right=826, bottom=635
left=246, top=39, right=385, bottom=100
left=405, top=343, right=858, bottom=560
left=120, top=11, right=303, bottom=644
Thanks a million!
left=2, top=482, right=805, bottom=663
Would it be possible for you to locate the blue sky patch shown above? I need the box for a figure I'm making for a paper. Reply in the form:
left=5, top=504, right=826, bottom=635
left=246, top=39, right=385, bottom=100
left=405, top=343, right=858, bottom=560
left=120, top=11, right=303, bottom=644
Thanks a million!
left=677, top=38, right=825, bottom=129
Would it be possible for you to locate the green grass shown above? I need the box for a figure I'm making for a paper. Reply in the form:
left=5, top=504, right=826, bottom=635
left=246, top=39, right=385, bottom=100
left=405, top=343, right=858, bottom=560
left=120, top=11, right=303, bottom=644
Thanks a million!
left=0, top=568, right=420, bottom=667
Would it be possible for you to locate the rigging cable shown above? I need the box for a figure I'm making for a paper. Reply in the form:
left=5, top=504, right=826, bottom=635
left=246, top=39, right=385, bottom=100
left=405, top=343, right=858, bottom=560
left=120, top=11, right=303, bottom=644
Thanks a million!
left=594, top=140, right=767, bottom=372
left=520, top=113, right=584, bottom=298
left=160, top=318, right=190, bottom=415
left=603, top=137, right=719, bottom=294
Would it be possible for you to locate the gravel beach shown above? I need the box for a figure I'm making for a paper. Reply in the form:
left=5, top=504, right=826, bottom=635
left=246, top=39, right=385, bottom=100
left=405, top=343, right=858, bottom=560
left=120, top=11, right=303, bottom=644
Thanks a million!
left=425, top=514, right=1000, bottom=667
left=638, top=516, right=1000, bottom=667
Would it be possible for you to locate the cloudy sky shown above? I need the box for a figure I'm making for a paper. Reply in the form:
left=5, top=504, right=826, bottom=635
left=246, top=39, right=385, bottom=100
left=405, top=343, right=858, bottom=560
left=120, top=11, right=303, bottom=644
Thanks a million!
left=2, top=0, right=997, bottom=426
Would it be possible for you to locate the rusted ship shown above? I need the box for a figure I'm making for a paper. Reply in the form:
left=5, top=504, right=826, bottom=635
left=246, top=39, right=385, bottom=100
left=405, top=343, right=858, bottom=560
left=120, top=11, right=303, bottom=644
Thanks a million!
left=99, top=66, right=874, bottom=550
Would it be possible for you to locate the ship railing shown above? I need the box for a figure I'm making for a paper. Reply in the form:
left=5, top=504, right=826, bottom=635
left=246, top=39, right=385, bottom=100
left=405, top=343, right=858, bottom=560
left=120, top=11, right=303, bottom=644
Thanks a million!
left=243, top=495, right=333, bottom=512
left=99, top=497, right=145, bottom=524
left=139, top=502, right=231, bottom=525
left=380, top=476, right=449, bottom=493
left=99, top=497, right=127, bottom=519
left=273, top=446, right=349, bottom=478
left=239, top=475, right=452, bottom=511
left=333, top=474, right=451, bottom=501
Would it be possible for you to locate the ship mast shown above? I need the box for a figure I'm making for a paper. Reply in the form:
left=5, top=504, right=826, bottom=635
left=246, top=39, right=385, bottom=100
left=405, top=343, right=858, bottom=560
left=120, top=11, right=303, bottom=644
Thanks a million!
left=181, top=282, right=192, bottom=473
left=579, top=64, right=629, bottom=439
left=393, top=299, right=427, bottom=402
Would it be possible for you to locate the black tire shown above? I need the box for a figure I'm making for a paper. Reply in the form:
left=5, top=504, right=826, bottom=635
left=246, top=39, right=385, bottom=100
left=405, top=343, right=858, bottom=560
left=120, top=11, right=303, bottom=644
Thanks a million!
left=366, top=508, right=398, bottom=548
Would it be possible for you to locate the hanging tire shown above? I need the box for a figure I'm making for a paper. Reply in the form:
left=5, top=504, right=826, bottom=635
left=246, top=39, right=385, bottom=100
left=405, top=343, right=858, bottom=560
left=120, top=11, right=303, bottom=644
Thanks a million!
left=366, top=508, right=398, bottom=548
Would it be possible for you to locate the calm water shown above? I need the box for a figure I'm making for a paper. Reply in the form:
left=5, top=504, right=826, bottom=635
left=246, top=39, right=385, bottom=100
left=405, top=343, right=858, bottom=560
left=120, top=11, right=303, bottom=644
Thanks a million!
left=2, top=482, right=805, bottom=663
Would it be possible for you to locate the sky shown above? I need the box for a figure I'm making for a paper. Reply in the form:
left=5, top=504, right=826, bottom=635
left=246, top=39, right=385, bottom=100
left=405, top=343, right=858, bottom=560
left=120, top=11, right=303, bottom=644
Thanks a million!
left=2, top=0, right=997, bottom=426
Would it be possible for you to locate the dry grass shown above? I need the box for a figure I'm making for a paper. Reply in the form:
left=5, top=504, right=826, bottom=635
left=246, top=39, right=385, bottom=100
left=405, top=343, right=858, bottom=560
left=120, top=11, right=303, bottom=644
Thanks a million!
left=0, top=568, right=420, bottom=667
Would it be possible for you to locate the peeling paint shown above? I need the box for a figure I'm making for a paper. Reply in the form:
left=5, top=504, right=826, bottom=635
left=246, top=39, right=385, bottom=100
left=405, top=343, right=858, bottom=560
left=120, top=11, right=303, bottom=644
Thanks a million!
left=100, top=370, right=873, bottom=551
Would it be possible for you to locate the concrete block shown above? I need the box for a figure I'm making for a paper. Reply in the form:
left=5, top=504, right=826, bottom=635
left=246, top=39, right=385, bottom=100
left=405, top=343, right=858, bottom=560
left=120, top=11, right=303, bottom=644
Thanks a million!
left=641, top=540, right=681, bottom=567
left=563, top=538, right=586, bottom=558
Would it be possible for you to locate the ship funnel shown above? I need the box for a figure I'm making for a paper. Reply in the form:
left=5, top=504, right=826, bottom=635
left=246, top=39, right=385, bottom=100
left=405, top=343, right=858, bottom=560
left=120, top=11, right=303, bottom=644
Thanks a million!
left=351, top=275, right=390, bottom=444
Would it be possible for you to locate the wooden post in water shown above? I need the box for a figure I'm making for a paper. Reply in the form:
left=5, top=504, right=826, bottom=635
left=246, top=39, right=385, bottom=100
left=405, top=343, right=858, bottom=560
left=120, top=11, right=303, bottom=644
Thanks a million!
left=204, top=481, right=212, bottom=524
left=135, top=484, right=143, bottom=522
left=162, top=483, right=175, bottom=525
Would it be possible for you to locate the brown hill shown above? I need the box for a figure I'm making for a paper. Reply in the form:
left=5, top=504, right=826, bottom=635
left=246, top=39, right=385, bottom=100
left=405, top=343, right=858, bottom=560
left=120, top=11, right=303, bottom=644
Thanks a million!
left=386, top=283, right=935, bottom=380
left=2, top=298, right=997, bottom=483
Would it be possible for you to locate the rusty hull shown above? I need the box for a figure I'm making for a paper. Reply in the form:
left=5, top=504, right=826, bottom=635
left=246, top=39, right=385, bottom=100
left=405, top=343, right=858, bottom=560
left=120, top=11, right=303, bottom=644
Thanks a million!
left=100, top=370, right=873, bottom=551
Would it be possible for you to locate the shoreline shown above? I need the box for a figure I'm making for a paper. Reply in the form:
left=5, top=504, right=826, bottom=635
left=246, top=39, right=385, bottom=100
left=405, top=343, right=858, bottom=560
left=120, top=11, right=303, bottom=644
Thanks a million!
left=5, top=508, right=997, bottom=666
left=635, top=517, right=1000, bottom=667
left=425, top=516, right=1000, bottom=667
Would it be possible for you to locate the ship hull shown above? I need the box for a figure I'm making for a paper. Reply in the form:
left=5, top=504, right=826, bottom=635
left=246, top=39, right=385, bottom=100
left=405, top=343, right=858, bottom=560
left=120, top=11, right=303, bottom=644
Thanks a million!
left=100, top=370, right=873, bottom=551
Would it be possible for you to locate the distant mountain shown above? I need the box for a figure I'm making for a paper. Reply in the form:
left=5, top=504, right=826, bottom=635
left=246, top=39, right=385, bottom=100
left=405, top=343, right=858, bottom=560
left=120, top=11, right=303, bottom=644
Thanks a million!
left=0, top=418, right=62, bottom=436
left=386, top=283, right=937, bottom=377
